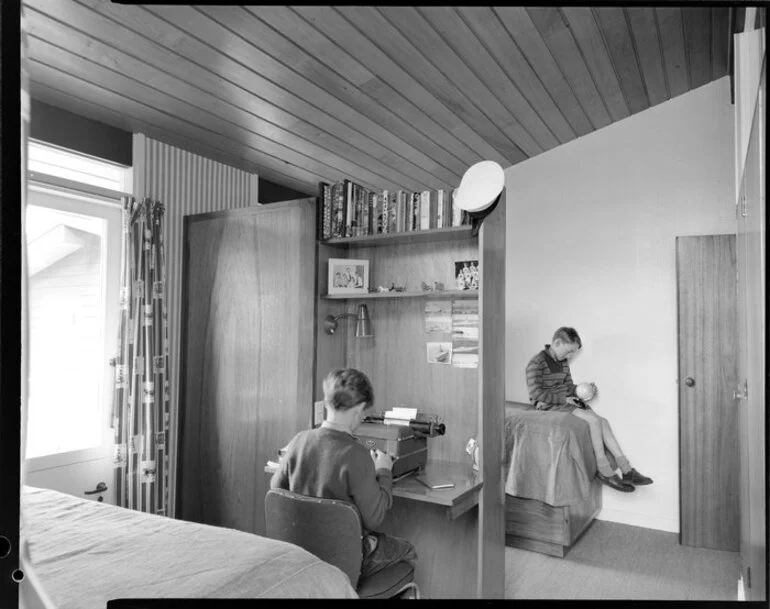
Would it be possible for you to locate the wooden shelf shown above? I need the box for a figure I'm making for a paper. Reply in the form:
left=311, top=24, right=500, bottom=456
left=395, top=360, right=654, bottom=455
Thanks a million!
left=322, top=289, right=479, bottom=300
left=321, top=225, right=474, bottom=247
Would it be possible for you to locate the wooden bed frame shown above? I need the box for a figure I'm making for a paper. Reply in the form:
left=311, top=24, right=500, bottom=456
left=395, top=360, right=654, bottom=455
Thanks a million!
left=504, top=477, right=602, bottom=558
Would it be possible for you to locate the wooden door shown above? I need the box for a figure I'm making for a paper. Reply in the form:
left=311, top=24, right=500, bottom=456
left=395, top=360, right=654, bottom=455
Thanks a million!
left=177, top=199, right=316, bottom=535
left=736, top=62, right=766, bottom=600
left=676, top=234, right=739, bottom=551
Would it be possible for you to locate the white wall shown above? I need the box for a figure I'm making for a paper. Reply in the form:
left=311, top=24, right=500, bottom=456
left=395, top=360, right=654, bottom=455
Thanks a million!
left=504, top=77, right=736, bottom=532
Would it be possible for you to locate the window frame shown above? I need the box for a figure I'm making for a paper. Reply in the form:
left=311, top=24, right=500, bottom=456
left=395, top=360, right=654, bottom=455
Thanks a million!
left=24, top=174, right=124, bottom=472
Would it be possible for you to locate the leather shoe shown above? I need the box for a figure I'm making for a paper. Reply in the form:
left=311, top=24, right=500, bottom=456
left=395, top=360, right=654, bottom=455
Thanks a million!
left=596, top=473, right=635, bottom=492
left=622, top=468, right=653, bottom=485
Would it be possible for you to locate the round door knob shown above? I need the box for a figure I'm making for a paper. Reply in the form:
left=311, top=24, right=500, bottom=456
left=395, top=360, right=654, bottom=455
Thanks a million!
left=684, top=377, right=695, bottom=387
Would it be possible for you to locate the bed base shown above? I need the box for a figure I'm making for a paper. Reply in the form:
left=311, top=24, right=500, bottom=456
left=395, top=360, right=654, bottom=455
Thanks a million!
left=504, top=478, right=602, bottom=558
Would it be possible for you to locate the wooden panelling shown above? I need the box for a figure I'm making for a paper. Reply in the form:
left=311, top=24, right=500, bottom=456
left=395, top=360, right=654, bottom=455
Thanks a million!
left=592, top=7, right=651, bottom=115
left=676, top=235, right=739, bottom=551
left=711, top=7, right=730, bottom=81
left=375, top=7, right=530, bottom=162
left=504, top=478, right=602, bottom=558
left=494, top=7, right=595, bottom=137
left=343, top=238, right=479, bottom=466
left=477, top=190, right=506, bottom=597
left=527, top=8, right=613, bottom=129
left=682, top=7, right=714, bottom=90
left=560, top=7, right=630, bottom=122
left=194, top=5, right=457, bottom=188
left=379, top=499, right=478, bottom=598
left=626, top=8, right=670, bottom=106
left=245, top=6, right=471, bottom=178
left=420, top=7, right=559, bottom=153
left=457, top=7, right=577, bottom=145
left=23, top=0, right=730, bottom=195
left=656, top=7, right=691, bottom=98
left=178, top=201, right=316, bottom=535
left=323, top=6, right=507, bottom=167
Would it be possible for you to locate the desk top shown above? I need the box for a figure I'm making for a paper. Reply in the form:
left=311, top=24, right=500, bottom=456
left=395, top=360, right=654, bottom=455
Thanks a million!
left=264, top=458, right=481, bottom=509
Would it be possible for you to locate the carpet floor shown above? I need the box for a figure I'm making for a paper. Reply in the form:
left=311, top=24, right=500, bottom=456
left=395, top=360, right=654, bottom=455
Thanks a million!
left=505, top=519, right=741, bottom=600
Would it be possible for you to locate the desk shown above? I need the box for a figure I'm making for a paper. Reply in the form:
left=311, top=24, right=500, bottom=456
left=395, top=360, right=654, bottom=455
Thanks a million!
left=264, top=459, right=482, bottom=598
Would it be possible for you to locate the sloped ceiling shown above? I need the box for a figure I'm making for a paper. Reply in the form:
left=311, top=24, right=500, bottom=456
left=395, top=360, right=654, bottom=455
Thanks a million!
left=24, top=3, right=731, bottom=195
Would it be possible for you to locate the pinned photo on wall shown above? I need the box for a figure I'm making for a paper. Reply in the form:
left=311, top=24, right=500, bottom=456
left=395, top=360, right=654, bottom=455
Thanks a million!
left=426, top=342, right=452, bottom=365
left=424, top=299, right=452, bottom=333
left=452, top=300, right=479, bottom=368
left=451, top=340, right=478, bottom=368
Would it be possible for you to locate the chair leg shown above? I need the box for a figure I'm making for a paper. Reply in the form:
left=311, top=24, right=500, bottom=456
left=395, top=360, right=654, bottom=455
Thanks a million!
left=393, top=582, right=420, bottom=599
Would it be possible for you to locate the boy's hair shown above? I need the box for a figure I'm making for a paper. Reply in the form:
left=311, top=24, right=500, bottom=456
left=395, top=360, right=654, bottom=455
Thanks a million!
left=552, top=326, right=582, bottom=349
left=322, top=368, right=374, bottom=411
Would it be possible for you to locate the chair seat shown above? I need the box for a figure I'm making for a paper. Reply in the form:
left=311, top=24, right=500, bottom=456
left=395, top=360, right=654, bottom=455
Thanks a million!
left=356, top=561, right=415, bottom=599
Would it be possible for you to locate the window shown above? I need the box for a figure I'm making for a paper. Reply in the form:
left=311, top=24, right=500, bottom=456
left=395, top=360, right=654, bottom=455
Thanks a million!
left=24, top=143, right=126, bottom=467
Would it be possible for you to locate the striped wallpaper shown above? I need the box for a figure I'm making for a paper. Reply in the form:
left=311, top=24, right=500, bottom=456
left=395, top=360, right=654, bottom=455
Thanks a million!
left=132, top=133, right=259, bottom=517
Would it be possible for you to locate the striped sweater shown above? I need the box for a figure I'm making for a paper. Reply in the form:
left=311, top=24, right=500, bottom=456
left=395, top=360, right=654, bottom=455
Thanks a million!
left=525, top=345, right=577, bottom=409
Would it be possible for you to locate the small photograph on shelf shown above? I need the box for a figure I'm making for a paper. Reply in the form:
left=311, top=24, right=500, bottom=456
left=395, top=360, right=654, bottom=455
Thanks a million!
left=328, top=258, right=369, bottom=295
left=427, top=342, right=452, bottom=365
left=454, top=260, right=479, bottom=290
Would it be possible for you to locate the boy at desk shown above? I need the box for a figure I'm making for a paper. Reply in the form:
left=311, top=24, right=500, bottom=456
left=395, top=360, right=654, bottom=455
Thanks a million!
left=526, top=327, right=653, bottom=493
left=270, top=368, right=417, bottom=578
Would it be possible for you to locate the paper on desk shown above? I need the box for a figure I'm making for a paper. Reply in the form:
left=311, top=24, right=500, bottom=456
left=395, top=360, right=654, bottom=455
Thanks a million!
left=383, top=407, right=417, bottom=426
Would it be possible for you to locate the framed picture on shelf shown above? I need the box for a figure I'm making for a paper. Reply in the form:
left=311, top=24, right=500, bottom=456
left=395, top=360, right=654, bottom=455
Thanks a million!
left=328, top=258, right=369, bottom=295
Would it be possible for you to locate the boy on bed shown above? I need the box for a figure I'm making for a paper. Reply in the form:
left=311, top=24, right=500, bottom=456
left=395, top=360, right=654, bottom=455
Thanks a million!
left=270, top=368, right=417, bottom=580
left=525, top=327, right=653, bottom=493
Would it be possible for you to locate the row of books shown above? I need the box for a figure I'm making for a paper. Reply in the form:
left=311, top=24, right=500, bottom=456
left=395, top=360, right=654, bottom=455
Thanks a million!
left=318, top=180, right=471, bottom=240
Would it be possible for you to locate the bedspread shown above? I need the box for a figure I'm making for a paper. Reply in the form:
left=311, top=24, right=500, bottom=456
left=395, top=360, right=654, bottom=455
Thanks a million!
left=21, top=486, right=357, bottom=605
left=503, top=402, right=601, bottom=507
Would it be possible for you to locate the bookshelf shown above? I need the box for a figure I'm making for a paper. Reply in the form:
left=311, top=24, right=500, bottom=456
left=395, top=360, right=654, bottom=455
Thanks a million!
left=322, top=289, right=477, bottom=300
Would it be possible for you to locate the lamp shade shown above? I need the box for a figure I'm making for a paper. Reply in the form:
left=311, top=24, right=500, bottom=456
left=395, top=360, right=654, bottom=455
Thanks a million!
left=355, top=304, right=373, bottom=338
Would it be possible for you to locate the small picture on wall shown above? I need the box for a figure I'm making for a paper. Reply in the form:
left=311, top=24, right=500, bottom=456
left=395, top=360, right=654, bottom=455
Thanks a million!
left=454, top=260, right=479, bottom=290
left=427, top=342, right=452, bottom=365
left=328, top=258, right=369, bottom=295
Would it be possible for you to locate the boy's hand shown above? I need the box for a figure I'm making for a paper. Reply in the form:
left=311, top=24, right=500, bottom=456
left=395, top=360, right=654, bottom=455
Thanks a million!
left=371, top=449, right=395, bottom=471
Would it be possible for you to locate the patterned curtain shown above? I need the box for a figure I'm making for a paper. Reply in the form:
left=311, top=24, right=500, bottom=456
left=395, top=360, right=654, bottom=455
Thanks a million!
left=112, top=197, right=170, bottom=514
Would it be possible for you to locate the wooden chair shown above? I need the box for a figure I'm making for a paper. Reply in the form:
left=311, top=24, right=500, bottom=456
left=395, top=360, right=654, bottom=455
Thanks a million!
left=265, top=488, right=419, bottom=599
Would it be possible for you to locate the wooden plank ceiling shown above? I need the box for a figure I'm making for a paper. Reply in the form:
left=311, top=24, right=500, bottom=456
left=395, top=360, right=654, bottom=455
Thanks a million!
left=23, top=2, right=730, bottom=196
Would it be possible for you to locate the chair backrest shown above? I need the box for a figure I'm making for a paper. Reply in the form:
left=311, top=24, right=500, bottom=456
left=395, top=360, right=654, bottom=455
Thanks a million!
left=264, top=488, right=363, bottom=587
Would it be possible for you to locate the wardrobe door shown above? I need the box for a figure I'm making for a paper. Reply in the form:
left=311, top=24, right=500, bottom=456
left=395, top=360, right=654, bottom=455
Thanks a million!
left=177, top=199, right=316, bottom=535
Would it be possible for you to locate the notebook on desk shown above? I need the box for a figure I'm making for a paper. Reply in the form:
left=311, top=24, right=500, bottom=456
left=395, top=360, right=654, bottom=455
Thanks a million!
left=415, top=473, right=455, bottom=490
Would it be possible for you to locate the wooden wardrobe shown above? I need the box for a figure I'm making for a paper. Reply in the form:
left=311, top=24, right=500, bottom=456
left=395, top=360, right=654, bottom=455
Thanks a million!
left=176, top=199, right=316, bottom=535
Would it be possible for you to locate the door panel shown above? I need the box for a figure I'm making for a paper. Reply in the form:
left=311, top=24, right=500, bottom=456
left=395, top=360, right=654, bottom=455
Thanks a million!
left=676, top=234, right=739, bottom=551
left=177, top=201, right=316, bottom=535
left=737, top=60, right=766, bottom=600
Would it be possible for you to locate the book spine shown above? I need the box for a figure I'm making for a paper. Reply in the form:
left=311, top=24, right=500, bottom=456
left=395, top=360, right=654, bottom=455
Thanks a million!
left=389, top=192, right=398, bottom=233
left=451, top=187, right=461, bottom=227
left=437, top=189, right=444, bottom=229
left=353, top=183, right=360, bottom=236
left=420, top=190, right=430, bottom=230
left=366, top=189, right=374, bottom=236
left=380, top=190, right=388, bottom=234
left=429, top=189, right=438, bottom=229
left=406, top=192, right=412, bottom=232
left=317, top=182, right=326, bottom=240
left=344, top=180, right=354, bottom=237
left=330, top=182, right=340, bottom=238
left=412, top=192, right=421, bottom=231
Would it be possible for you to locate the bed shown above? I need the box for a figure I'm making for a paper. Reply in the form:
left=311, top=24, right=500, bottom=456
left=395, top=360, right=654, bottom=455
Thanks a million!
left=21, top=486, right=358, bottom=606
left=503, top=401, right=614, bottom=557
